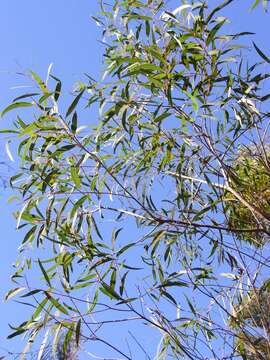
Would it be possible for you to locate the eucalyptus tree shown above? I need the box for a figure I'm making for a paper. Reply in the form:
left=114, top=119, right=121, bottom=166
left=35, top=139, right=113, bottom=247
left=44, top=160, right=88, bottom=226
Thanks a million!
left=2, top=1, right=270, bottom=359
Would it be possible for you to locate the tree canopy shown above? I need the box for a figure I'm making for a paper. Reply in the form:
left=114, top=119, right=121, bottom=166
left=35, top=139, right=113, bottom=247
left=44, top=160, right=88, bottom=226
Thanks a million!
left=2, top=0, right=270, bottom=359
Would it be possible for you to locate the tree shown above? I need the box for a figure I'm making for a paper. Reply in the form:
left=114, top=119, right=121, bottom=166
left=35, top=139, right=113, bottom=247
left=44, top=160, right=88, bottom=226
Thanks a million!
left=2, top=0, right=270, bottom=359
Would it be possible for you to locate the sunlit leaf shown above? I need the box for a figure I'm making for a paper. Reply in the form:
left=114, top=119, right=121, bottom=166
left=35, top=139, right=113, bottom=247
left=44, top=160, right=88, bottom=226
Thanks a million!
left=1, top=102, right=34, bottom=117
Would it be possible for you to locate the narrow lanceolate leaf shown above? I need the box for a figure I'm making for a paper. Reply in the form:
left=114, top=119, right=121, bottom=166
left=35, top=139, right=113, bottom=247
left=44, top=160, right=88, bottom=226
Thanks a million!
left=120, top=272, right=128, bottom=296
left=66, top=89, right=85, bottom=117
left=75, top=319, right=81, bottom=346
left=20, top=289, right=43, bottom=298
left=183, top=90, right=199, bottom=111
left=158, top=280, right=188, bottom=288
left=206, top=0, right=234, bottom=23
left=7, top=328, right=27, bottom=339
left=44, top=292, right=69, bottom=315
left=13, top=93, right=39, bottom=102
left=51, top=74, right=62, bottom=101
left=71, top=166, right=81, bottom=188
left=206, top=19, right=226, bottom=46
left=1, top=102, right=34, bottom=117
left=154, top=112, right=171, bottom=123
left=38, top=259, right=52, bottom=287
left=126, top=63, right=163, bottom=74
left=251, top=0, right=260, bottom=9
left=101, top=282, right=121, bottom=300
left=87, top=289, right=98, bottom=314
left=110, top=269, right=117, bottom=290
left=32, top=297, right=49, bottom=320
left=111, top=228, right=122, bottom=247
left=31, top=71, right=49, bottom=94
left=253, top=42, right=270, bottom=63
left=117, top=242, right=137, bottom=256
left=5, top=287, right=26, bottom=301
left=71, top=111, right=78, bottom=133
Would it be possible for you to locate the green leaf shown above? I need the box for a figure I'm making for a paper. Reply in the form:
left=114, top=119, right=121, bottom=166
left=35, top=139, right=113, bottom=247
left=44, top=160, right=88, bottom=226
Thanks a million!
left=71, top=111, right=78, bottom=133
left=120, top=271, right=128, bottom=296
left=22, top=225, right=37, bottom=244
left=160, top=290, right=177, bottom=305
left=100, top=282, right=121, bottom=300
left=38, top=259, right=52, bottom=287
left=70, top=195, right=88, bottom=217
left=110, top=268, right=117, bottom=290
left=111, top=228, right=122, bottom=247
left=31, top=297, right=49, bottom=320
left=38, top=92, right=53, bottom=104
left=158, top=280, right=188, bottom=288
left=253, top=42, right=270, bottom=63
left=1, top=102, right=34, bottom=118
left=71, top=166, right=81, bottom=188
left=75, top=319, right=81, bottom=346
left=117, top=297, right=137, bottom=305
left=154, top=112, right=171, bottom=123
left=7, top=328, right=27, bottom=339
left=51, top=75, right=62, bottom=101
left=126, top=63, right=163, bottom=74
left=206, top=19, right=226, bottom=46
left=31, top=71, right=49, bottom=94
left=13, top=93, right=39, bottom=102
left=145, top=20, right=150, bottom=37
left=45, top=292, right=69, bottom=315
left=251, top=0, right=260, bottom=9
left=87, top=289, right=98, bottom=314
left=121, top=107, right=128, bottom=132
left=125, top=12, right=152, bottom=21
left=20, top=289, right=43, bottom=298
left=206, top=0, right=233, bottom=23
left=183, top=90, right=199, bottom=111
left=185, top=295, right=196, bottom=315
left=66, top=90, right=85, bottom=117
left=0, top=129, right=20, bottom=134
left=91, top=215, right=103, bottom=240
left=117, top=242, right=137, bottom=256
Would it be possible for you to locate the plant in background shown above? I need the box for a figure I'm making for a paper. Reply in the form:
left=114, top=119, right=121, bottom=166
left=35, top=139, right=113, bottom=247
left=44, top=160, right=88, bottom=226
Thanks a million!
left=224, top=147, right=270, bottom=247
left=231, top=279, right=270, bottom=359
left=2, top=0, right=270, bottom=359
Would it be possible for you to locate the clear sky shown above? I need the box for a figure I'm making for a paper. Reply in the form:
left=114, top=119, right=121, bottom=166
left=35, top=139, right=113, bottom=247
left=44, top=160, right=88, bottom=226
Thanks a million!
left=0, top=0, right=269, bottom=358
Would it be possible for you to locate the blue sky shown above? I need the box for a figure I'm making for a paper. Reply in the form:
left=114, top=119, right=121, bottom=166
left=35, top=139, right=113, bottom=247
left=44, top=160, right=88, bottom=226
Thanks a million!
left=0, top=0, right=269, bottom=358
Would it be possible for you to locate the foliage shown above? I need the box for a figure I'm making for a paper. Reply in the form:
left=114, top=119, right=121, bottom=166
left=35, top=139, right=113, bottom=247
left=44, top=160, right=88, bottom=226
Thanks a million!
left=224, top=148, right=270, bottom=247
left=2, top=0, right=270, bottom=359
